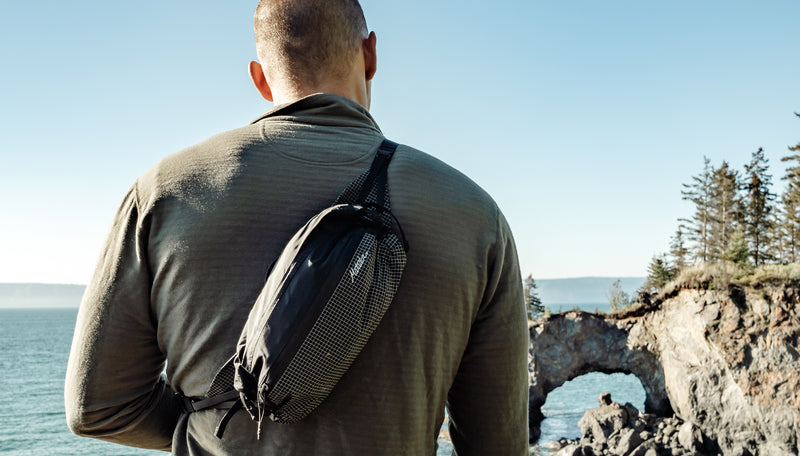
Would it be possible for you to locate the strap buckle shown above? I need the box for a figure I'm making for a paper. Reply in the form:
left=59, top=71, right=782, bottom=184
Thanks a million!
left=176, top=390, right=240, bottom=414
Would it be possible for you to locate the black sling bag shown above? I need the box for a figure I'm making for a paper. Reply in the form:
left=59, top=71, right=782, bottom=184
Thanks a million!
left=177, top=139, right=408, bottom=439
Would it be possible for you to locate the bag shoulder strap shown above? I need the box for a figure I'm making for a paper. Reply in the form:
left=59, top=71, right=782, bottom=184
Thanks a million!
left=334, top=139, right=399, bottom=208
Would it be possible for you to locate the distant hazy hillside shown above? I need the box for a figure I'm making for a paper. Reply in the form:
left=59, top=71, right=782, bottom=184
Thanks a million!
left=536, top=277, right=645, bottom=305
left=0, top=277, right=644, bottom=309
left=0, top=284, right=85, bottom=308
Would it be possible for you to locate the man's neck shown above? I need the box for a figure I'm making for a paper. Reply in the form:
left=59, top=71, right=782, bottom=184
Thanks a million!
left=272, top=75, right=370, bottom=110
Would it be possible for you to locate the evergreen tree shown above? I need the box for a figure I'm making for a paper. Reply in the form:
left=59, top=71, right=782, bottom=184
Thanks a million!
left=708, top=161, right=741, bottom=261
left=523, top=274, right=544, bottom=320
left=644, top=253, right=676, bottom=292
left=681, top=157, right=713, bottom=263
left=775, top=199, right=793, bottom=263
left=767, top=203, right=790, bottom=264
left=742, top=148, right=776, bottom=266
left=724, top=229, right=749, bottom=265
left=669, top=226, right=689, bottom=271
left=780, top=113, right=800, bottom=262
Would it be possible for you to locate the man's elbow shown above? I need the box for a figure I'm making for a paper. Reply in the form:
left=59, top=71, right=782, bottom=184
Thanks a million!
left=65, top=400, right=138, bottom=443
left=64, top=387, right=114, bottom=438
left=65, top=401, right=98, bottom=437
left=66, top=413, right=87, bottom=437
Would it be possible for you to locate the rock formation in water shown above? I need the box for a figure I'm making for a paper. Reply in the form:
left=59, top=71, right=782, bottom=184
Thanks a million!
left=529, top=284, right=800, bottom=455
left=548, top=393, right=717, bottom=456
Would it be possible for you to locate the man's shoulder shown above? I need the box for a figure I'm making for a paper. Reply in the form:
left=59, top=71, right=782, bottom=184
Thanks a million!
left=135, top=123, right=263, bottom=203
left=392, top=144, right=499, bottom=213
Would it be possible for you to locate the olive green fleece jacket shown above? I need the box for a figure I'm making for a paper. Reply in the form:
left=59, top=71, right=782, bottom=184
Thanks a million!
left=65, top=93, right=529, bottom=455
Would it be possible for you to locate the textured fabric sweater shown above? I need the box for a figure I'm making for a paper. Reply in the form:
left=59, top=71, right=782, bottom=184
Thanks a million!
left=65, top=93, right=529, bottom=455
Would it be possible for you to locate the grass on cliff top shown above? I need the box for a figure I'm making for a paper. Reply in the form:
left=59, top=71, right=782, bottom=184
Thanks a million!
left=664, top=262, right=800, bottom=293
left=601, top=263, right=800, bottom=318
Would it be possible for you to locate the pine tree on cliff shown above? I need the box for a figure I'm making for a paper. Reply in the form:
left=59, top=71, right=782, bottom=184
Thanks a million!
left=742, top=147, right=776, bottom=266
left=669, top=226, right=689, bottom=270
left=779, top=113, right=800, bottom=262
left=523, top=274, right=544, bottom=320
left=644, top=253, right=676, bottom=292
left=708, top=161, right=742, bottom=261
left=681, top=157, right=713, bottom=263
left=724, top=229, right=749, bottom=265
left=766, top=205, right=789, bottom=264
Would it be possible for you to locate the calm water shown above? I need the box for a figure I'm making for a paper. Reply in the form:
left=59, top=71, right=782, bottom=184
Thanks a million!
left=0, top=308, right=162, bottom=456
left=0, top=306, right=644, bottom=455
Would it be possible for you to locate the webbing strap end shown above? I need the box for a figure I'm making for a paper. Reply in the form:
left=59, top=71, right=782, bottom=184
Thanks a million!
left=179, top=389, right=240, bottom=414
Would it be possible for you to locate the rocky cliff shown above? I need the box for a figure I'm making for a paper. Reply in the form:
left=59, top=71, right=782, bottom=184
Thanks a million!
left=529, top=285, right=800, bottom=455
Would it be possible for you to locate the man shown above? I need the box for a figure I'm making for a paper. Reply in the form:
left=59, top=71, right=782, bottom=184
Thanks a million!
left=65, top=1, right=529, bottom=454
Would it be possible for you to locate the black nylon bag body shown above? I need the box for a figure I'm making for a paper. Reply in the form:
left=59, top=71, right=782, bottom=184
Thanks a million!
left=198, top=139, right=407, bottom=433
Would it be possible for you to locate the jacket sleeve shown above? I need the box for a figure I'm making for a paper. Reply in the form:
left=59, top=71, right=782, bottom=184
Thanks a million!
left=65, top=183, right=182, bottom=451
left=446, top=207, right=530, bottom=455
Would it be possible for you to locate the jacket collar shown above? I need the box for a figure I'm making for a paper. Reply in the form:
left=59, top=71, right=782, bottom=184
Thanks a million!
left=251, top=93, right=382, bottom=133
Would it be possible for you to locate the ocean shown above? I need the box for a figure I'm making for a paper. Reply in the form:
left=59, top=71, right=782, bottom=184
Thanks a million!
left=0, top=305, right=644, bottom=455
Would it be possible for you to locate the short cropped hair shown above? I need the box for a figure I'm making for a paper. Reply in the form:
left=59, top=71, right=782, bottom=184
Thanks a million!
left=254, top=0, right=368, bottom=87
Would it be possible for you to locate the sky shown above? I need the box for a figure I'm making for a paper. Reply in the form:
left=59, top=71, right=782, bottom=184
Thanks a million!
left=1, top=1, right=798, bottom=284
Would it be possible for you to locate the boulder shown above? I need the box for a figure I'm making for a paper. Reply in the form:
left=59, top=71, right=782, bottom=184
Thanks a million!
left=611, top=428, right=643, bottom=456
left=628, top=440, right=658, bottom=456
left=578, top=401, right=630, bottom=444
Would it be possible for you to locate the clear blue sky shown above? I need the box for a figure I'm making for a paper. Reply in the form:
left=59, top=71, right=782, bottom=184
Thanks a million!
left=1, top=1, right=798, bottom=284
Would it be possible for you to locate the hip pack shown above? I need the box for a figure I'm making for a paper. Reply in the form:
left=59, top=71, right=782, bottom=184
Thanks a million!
left=178, top=139, right=408, bottom=438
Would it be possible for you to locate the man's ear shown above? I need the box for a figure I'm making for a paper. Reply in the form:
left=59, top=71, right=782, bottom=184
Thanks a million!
left=249, top=61, right=274, bottom=102
left=363, top=31, right=377, bottom=81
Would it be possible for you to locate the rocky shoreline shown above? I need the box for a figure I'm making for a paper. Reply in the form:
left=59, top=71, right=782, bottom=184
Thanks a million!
left=528, top=283, right=800, bottom=455
left=547, top=393, right=718, bottom=456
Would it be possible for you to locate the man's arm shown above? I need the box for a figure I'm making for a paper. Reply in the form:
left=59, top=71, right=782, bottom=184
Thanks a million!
left=65, top=184, right=182, bottom=451
left=446, top=208, right=530, bottom=455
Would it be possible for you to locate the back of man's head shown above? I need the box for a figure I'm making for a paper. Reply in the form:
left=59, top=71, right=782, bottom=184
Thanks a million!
left=254, top=0, right=368, bottom=91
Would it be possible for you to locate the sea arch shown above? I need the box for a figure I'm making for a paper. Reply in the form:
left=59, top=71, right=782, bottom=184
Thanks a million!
left=528, top=311, right=672, bottom=442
